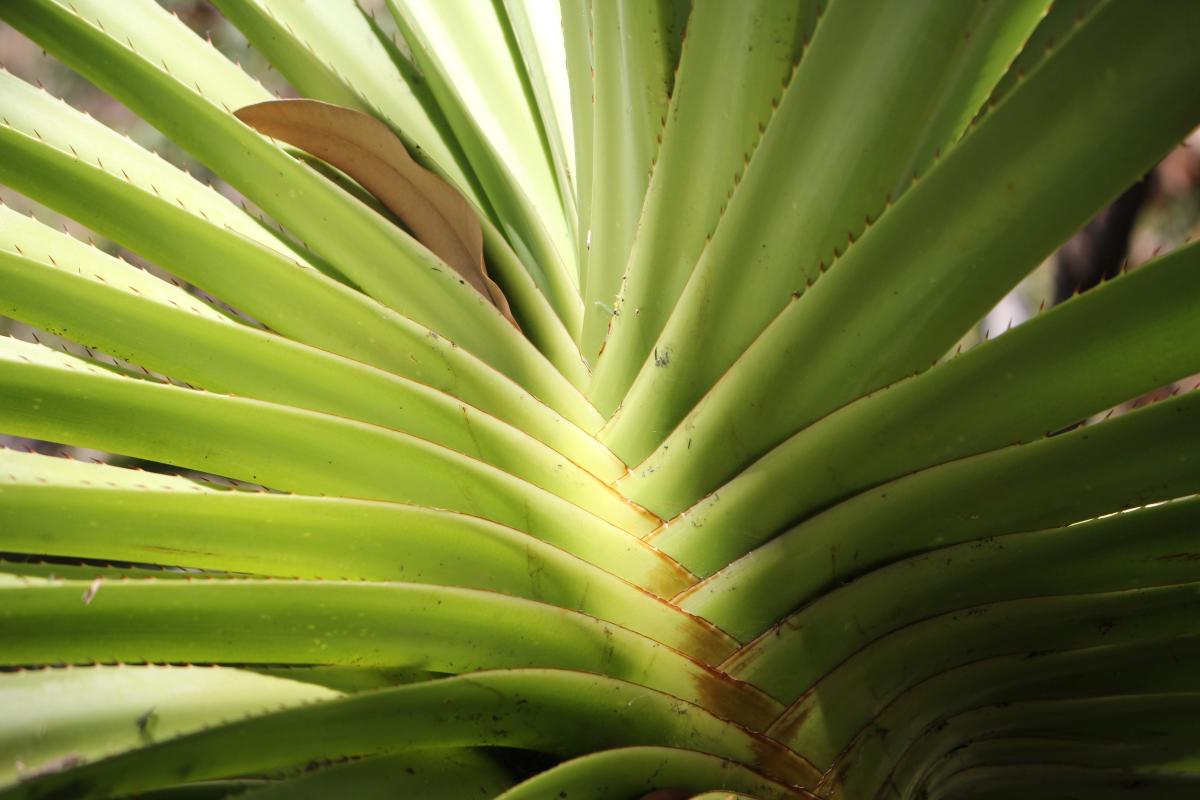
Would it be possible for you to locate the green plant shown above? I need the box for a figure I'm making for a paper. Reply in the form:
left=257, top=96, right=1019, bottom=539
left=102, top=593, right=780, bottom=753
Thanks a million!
left=1, top=0, right=1199, bottom=797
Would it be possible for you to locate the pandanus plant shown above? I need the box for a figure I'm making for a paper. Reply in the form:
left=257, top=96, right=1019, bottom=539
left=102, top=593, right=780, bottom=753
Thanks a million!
left=1, top=0, right=1199, bottom=797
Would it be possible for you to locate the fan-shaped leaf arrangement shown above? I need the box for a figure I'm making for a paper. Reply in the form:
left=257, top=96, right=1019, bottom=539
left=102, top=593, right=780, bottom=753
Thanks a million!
left=1, top=1, right=1199, bottom=798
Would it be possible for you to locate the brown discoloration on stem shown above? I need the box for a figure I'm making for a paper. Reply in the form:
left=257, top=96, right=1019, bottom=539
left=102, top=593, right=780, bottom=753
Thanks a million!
left=686, top=661, right=783, bottom=733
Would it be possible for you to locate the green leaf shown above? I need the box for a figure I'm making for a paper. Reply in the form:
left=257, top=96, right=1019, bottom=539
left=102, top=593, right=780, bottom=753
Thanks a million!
left=579, top=0, right=687, bottom=363
left=0, top=451, right=727, bottom=660
left=603, top=0, right=1200, bottom=470
left=559, top=0, right=593, bottom=274
left=209, top=0, right=590, bottom=384
left=501, top=0, right=579, bottom=246
left=208, top=0, right=481, bottom=204
left=770, top=583, right=1200, bottom=765
left=0, top=236, right=621, bottom=484
left=899, top=696, right=1200, bottom=800
left=0, top=68, right=309, bottom=272
left=1, top=0, right=578, bottom=402
left=0, top=576, right=781, bottom=730
left=495, top=746, right=809, bottom=800
left=387, top=0, right=582, bottom=333
left=677, top=386, right=1200, bottom=632
left=825, top=648, right=1200, bottom=798
left=0, top=341, right=672, bottom=572
left=597, top=0, right=1046, bottom=463
left=628, top=238, right=1200, bottom=530
left=587, top=0, right=816, bottom=414
left=725, top=497, right=1200, bottom=701
left=245, top=665, right=439, bottom=694
left=0, top=76, right=602, bottom=433
left=0, top=561, right=221, bottom=582
left=0, top=664, right=336, bottom=788
left=928, top=762, right=1200, bottom=800
left=981, top=0, right=1102, bottom=114
left=235, top=751, right=513, bottom=800
left=0, top=670, right=819, bottom=799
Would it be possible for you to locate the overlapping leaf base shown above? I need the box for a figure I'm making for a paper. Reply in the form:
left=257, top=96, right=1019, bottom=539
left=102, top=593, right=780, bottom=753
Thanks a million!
left=1, top=0, right=1200, bottom=797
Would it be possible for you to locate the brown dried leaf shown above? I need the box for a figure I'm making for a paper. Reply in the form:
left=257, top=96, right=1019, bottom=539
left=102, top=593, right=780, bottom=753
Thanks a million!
left=234, top=99, right=518, bottom=326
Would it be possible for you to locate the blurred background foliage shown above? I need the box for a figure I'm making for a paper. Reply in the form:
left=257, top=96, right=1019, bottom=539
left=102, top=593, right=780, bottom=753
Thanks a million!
left=1, top=0, right=1198, bottom=462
